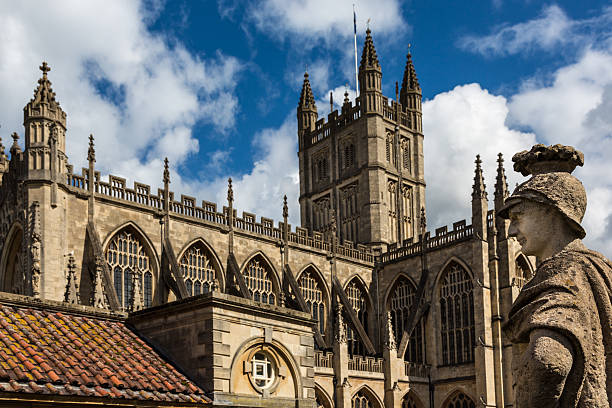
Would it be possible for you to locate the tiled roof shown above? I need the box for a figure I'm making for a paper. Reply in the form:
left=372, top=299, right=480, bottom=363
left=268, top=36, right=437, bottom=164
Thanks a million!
left=0, top=301, right=209, bottom=404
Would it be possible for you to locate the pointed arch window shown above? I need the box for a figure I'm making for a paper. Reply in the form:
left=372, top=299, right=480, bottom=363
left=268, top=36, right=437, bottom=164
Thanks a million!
left=440, top=262, right=474, bottom=365
left=389, top=277, right=424, bottom=363
left=402, top=394, right=419, bottom=408
left=445, top=392, right=475, bottom=408
left=345, top=280, right=369, bottom=357
left=179, top=242, right=218, bottom=296
left=352, top=390, right=374, bottom=408
left=106, top=229, right=153, bottom=310
left=2, top=227, right=24, bottom=294
left=244, top=257, right=275, bottom=305
left=298, top=269, right=326, bottom=335
left=514, top=255, right=533, bottom=289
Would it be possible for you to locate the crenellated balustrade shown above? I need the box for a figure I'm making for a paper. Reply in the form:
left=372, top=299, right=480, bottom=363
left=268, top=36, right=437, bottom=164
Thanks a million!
left=63, top=167, right=374, bottom=263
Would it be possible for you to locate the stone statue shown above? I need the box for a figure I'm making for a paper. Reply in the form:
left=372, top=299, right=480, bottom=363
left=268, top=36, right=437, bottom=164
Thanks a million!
left=499, top=144, right=612, bottom=407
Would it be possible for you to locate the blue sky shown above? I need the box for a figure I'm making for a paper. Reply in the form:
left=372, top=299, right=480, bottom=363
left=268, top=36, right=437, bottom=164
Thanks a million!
left=1, top=1, right=611, bottom=255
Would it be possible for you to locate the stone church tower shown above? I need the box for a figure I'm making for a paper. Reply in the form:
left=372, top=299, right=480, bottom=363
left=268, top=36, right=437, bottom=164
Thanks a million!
left=298, top=29, right=425, bottom=249
left=0, top=31, right=535, bottom=408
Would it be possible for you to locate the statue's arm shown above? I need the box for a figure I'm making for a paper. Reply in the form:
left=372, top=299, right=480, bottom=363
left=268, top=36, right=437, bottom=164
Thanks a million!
left=515, top=328, right=573, bottom=406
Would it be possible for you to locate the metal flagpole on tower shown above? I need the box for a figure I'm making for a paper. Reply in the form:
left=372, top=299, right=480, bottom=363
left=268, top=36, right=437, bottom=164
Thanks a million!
left=353, top=4, right=359, bottom=97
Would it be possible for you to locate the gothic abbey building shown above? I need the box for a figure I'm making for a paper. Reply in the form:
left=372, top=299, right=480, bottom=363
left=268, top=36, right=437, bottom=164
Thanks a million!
left=0, top=30, right=532, bottom=408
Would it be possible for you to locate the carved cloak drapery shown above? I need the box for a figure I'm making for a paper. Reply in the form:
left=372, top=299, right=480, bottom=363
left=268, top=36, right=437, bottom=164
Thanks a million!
left=503, top=242, right=612, bottom=407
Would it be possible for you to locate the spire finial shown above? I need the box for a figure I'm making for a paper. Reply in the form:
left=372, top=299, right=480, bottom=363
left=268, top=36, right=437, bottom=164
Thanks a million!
left=10, top=132, right=20, bottom=155
left=420, top=206, right=426, bottom=235
left=282, top=195, right=288, bottom=220
left=39, top=61, right=50, bottom=77
left=163, top=157, right=170, bottom=184
left=64, top=253, right=79, bottom=305
left=87, top=134, right=96, bottom=163
left=298, top=70, right=317, bottom=110
left=472, top=154, right=488, bottom=200
left=227, top=177, right=234, bottom=206
left=359, top=24, right=380, bottom=71
left=330, top=91, right=333, bottom=113
left=407, top=43, right=411, bottom=54
left=494, top=152, right=509, bottom=208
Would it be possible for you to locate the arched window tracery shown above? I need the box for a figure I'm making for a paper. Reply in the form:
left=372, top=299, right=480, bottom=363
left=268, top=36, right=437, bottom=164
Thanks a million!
left=388, top=276, right=424, bottom=363
left=106, top=229, right=153, bottom=310
left=445, top=392, right=475, bottom=408
left=402, top=393, right=419, bottom=408
left=440, top=262, right=474, bottom=366
left=244, top=257, right=276, bottom=305
left=298, top=269, right=326, bottom=335
left=315, top=387, right=331, bottom=408
left=514, top=255, right=533, bottom=289
left=352, top=390, right=375, bottom=408
left=2, top=227, right=24, bottom=294
left=345, top=279, right=369, bottom=357
left=179, top=242, right=218, bottom=296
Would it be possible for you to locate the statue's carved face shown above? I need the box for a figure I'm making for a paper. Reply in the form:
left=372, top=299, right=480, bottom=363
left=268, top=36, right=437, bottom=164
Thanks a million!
left=507, top=201, right=550, bottom=257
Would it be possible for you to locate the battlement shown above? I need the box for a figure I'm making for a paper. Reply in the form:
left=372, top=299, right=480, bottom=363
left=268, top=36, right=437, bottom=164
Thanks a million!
left=381, top=209, right=498, bottom=263
left=65, top=166, right=375, bottom=264
left=305, top=96, right=414, bottom=148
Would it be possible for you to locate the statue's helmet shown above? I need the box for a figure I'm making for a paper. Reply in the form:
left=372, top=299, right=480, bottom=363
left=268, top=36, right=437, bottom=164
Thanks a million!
left=498, top=144, right=587, bottom=239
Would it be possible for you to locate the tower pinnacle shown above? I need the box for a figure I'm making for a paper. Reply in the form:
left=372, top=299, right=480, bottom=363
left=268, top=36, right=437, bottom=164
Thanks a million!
left=298, top=72, right=316, bottom=110
left=400, top=46, right=421, bottom=107
left=359, top=28, right=380, bottom=71
left=472, top=155, right=487, bottom=200
left=494, top=153, right=509, bottom=210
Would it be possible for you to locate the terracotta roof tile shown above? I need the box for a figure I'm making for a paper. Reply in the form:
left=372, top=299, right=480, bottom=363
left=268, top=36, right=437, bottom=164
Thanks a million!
left=0, top=303, right=209, bottom=404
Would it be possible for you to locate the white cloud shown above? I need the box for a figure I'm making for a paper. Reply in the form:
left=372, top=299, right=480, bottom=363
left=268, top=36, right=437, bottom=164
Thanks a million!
left=0, top=1, right=242, bottom=186
left=458, top=5, right=612, bottom=57
left=507, top=49, right=612, bottom=255
left=423, top=84, right=536, bottom=230
left=244, top=0, right=406, bottom=44
left=173, top=116, right=300, bottom=225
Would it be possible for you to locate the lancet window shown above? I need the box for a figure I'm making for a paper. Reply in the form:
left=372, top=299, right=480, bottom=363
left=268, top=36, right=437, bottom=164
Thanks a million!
left=340, top=184, right=359, bottom=243
left=389, top=277, right=424, bottom=363
left=244, top=257, right=275, bottom=305
left=343, top=143, right=355, bottom=168
left=313, top=196, right=331, bottom=232
left=388, top=181, right=412, bottom=243
left=352, top=390, right=374, bottom=408
left=440, top=262, right=474, bottom=365
left=345, top=280, right=369, bottom=356
left=445, top=392, right=475, bottom=408
left=402, top=139, right=410, bottom=171
left=298, top=269, right=326, bottom=335
left=106, top=229, right=153, bottom=310
left=179, top=242, right=218, bottom=296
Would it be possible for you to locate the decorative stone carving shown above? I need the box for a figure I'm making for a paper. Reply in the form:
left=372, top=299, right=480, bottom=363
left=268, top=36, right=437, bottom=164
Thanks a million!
left=91, top=255, right=107, bottom=309
left=334, top=303, right=347, bottom=344
left=500, top=144, right=612, bottom=407
left=384, top=311, right=396, bottom=351
left=64, top=253, right=79, bottom=304
left=29, top=201, right=41, bottom=298
left=129, top=269, right=143, bottom=312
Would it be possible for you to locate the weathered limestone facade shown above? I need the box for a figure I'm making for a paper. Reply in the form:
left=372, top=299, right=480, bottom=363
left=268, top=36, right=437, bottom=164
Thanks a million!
left=0, top=32, right=534, bottom=408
